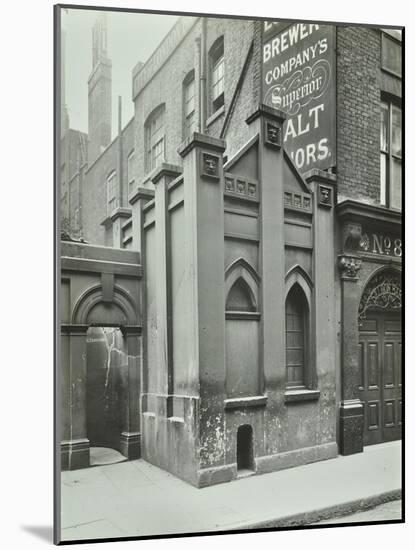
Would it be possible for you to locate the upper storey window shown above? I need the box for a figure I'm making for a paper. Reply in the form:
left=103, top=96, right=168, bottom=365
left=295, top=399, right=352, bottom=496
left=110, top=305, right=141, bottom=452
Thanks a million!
left=381, top=30, right=402, bottom=78
left=145, top=105, right=165, bottom=173
left=183, top=71, right=196, bottom=139
left=107, top=170, right=118, bottom=215
left=209, top=37, right=224, bottom=114
left=127, top=149, right=135, bottom=189
left=380, top=100, right=402, bottom=210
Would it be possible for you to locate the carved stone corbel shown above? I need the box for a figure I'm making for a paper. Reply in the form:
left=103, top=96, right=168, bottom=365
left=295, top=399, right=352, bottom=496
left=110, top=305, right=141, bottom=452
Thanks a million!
left=342, top=222, right=362, bottom=253
left=338, top=254, right=362, bottom=280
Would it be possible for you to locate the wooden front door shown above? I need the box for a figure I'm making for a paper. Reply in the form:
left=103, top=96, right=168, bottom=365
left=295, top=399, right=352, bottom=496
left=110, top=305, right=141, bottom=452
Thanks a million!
left=359, top=313, right=402, bottom=445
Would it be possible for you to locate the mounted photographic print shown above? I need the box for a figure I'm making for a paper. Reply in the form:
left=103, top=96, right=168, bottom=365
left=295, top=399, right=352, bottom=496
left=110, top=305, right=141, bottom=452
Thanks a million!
left=55, top=3, right=404, bottom=545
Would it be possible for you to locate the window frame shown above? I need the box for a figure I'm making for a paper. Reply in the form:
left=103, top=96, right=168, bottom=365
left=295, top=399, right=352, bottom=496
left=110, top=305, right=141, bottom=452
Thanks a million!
left=106, top=170, right=118, bottom=216
left=285, top=285, right=309, bottom=389
left=380, top=96, right=402, bottom=210
left=182, top=70, right=196, bottom=139
left=144, top=105, right=165, bottom=174
left=127, top=149, right=135, bottom=188
left=381, top=31, right=402, bottom=79
left=209, top=37, right=225, bottom=116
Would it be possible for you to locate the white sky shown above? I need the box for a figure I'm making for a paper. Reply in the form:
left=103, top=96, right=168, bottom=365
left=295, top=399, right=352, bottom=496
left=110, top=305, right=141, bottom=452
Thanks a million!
left=61, top=8, right=178, bottom=137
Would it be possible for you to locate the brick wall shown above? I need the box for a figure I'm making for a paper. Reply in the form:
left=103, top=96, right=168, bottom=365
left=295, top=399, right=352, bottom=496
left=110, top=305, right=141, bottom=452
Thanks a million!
left=82, top=117, right=134, bottom=245
left=206, top=18, right=255, bottom=159
left=80, top=16, right=258, bottom=244
left=88, top=59, right=112, bottom=165
left=133, top=17, right=255, bottom=185
left=336, top=27, right=381, bottom=204
left=60, top=129, right=87, bottom=228
left=133, top=19, right=202, bottom=184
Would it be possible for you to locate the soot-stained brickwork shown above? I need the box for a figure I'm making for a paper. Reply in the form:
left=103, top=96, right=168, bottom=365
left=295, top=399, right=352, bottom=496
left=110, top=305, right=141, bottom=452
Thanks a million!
left=336, top=27, right=382, bottom=204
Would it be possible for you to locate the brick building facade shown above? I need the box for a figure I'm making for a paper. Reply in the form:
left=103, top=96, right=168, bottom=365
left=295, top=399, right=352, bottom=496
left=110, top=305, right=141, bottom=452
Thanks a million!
left=59, top=12, right=402, bottom=486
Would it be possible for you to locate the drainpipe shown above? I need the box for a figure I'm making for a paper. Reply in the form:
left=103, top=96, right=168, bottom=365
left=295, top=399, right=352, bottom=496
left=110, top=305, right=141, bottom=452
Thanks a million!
left=200, top=18, right=207, bottom=133
left=118, top=95, right=123, bottom=207
left=196, top=36, right=201, bottom=133
left=78, top=153, right=82, bottom=238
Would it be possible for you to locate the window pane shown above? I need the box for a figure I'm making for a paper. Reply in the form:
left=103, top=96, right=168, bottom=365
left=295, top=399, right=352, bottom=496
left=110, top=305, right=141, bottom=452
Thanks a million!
left=146, top=107, right=165, bottom=171
left=380, top=102, right=389, bottom=153
left=212, top=57, right=224, bottom=101
left=107, top=172, right=117, bottom=214
left=213, top=58, right=224, bottom=84
left=380, top=153, right=387, bottom=205
left=382, top=34, right=402, bottom=76
left=285, top=288, right=306, bottom=387
left=127, top=151, right=135, bottom=184
left=187, top=96, right=195, bottom=115
left=184, top=79, right=194, bottom=104
left=390, top=158, right=402, bottom=210
left=392, top=105, right=402, bottom=157
left=185, top=111, right=196, bottom=138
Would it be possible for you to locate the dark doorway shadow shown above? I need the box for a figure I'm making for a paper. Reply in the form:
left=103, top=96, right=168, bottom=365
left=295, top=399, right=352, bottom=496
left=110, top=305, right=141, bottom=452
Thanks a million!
left=20, top=525, right=53, bottom=543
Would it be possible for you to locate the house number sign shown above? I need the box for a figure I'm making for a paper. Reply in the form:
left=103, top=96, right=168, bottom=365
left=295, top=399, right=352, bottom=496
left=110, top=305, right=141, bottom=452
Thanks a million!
left=359, top=232, right=402, bottom=257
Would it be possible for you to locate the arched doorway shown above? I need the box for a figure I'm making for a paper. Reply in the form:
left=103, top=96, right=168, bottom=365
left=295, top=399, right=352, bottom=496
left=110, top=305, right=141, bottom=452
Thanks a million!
left=358, top=269, right=402, bottom=445
left=68, top=283, right=142, bottom=467
left=86, top=326, right=127, bottom=460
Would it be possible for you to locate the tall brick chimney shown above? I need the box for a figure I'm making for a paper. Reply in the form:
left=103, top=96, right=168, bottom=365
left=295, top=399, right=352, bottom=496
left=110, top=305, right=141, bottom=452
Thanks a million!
left=87, top=12, right=112, bottom=164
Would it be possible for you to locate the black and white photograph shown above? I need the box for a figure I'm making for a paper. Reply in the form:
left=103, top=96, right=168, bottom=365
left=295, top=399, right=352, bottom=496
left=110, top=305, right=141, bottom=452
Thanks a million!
left=4, top=1, right=413, bottom=548
left=54, top=3, right=404, bottom=545
left=52, top=6, right=403, bottom=541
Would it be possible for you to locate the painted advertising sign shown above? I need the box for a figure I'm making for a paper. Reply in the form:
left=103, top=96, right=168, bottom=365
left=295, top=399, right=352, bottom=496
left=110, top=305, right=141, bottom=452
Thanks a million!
left=262, top=23, right=336, bottom=173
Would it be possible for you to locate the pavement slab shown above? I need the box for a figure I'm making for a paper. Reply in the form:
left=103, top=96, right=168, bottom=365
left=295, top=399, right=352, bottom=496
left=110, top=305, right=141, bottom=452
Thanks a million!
left=60, top=440, right=402, bottom=542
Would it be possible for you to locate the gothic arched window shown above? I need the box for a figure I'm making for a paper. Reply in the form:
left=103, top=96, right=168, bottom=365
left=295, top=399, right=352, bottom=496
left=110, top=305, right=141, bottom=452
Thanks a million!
left=225, top=260, right=260, bottom=398
left=285, top=284, right=308, bottom=388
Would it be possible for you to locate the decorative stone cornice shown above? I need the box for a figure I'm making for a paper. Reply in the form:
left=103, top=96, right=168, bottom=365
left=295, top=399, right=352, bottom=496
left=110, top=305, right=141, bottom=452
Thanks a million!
left=129, top=186, right=155, bottom=206
left=177, top=132, right=226, bottom=158
left=110, top=207, right=132, bottom=223
left=336, top=199, right=401, bottom=228
left=151, top=163, right=182, bottom=185
left=245, top=102, right=286, bottom=125
left=338, top=254, right=362, bottom=280
left=304, top=168, right=337, bottom=185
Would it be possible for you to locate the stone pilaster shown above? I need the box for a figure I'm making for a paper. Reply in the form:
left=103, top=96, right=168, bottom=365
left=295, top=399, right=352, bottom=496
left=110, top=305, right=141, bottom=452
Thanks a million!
left=151, top=163, right=182, bottom=410
left=246, top=104, right=286, bottom=399
left=338, top=240, right=364, bottom=455
left=110, top=207, right=132, bottom=249
left=129, top=187, right=154, bottom=415
left=178, top=133, right=227, bottom=482
left=306, top=169, right=337, bottom=394
left=61, top=324, right=90, bottom=470
left=120, top=326, right=142, bottom=459
left=129, top=187, right=155, bottom=252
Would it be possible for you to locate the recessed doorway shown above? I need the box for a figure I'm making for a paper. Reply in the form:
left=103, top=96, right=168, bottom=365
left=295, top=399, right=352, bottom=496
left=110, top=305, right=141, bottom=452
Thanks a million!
left=86, top=326, right=127, bottom=461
